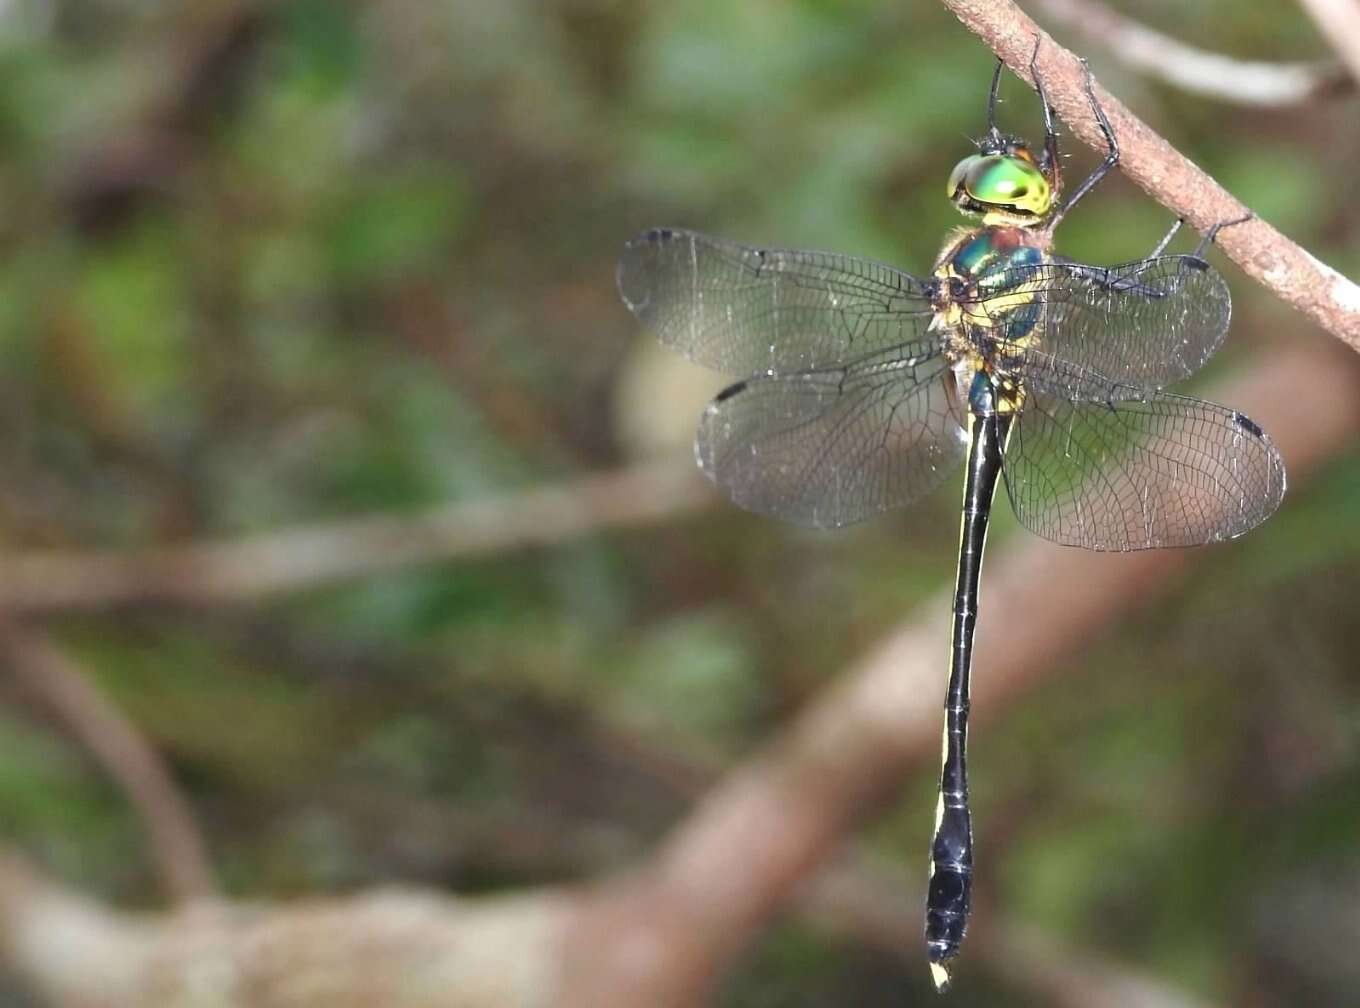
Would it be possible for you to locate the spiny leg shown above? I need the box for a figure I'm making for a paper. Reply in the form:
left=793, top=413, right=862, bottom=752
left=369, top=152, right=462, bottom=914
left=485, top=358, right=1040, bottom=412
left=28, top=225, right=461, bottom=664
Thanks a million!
left=1043, top=59, right=1119, bottom=235
left=1146, top=217, right=1185, bottom=259
left=985, top=57, right=1004, bottom=147
left=1144, top=212, right=1253, bottom=266
left=1029, top=36, right=1061, bottom=196
left=1051, top=211, right=1250, bottom=300
left=1093, top=211, right=1249, bottom=273
left=1191, top=211, right=1254, bottom=259
left=1151, top=212, right=1256, bottom=294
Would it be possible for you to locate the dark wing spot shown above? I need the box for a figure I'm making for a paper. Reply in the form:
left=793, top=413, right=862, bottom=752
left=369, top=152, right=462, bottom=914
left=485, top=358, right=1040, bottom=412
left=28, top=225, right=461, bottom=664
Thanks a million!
left=714, top=379, right=749, bottom=402
left=1234, top=412, right=1264, bottom=437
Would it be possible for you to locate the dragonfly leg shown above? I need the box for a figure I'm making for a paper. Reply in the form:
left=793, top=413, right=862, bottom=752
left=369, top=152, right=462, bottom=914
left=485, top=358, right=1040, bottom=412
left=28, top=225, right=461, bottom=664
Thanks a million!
left=1074, top=212, right=1248, bottom=301
left=1059, top=261, right=1171, bottom=299
left=1191, top=212, right=1254, bottom=259
left=1030, top=35, right=1062, bottom=198
left=1146, top=217, right=1185, bottom=259
left=985, top=57, right=1004, bottom=147
left=1138, top=213, right=1253, bottom=296
left=1056, top=208, right=1234, bottom=301
left=1133, top=211, right=1249, bottom=265
left=1044, top=59, right=1119, bottom=235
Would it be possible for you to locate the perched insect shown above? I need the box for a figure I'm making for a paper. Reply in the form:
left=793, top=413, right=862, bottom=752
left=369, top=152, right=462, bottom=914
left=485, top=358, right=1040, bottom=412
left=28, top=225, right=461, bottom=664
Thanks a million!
left=617, top=46, right=1285, bottom=992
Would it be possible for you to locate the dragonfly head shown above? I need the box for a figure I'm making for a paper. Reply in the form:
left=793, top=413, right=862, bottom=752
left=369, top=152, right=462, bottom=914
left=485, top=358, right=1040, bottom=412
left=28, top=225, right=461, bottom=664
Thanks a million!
left=947, top=137, right=1052, bottom=227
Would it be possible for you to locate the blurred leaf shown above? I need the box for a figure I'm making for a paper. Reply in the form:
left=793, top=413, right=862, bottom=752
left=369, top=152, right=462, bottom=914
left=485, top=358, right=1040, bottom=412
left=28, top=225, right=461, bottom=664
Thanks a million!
left=327, top=168, right=469, bottom=286
left=280, top=1, right=360, bottom=97
left=74, top=217, right=192, bottom=425
left=606, top=611, right=758, bottom=756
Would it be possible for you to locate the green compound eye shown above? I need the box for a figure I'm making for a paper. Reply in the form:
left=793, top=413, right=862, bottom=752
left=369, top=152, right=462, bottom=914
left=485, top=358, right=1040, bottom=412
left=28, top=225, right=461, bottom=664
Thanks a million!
left=946, top=156, right=983, bottom=201
left=947, top=154, right=1051, bottom=217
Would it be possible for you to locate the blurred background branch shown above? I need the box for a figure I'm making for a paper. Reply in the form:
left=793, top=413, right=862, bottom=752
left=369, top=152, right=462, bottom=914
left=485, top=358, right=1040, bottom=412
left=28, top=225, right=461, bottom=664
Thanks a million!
left=0, top=620, right=216, bottom=904
left=1295, top=0, right=1360, bottom=84
left=1033, top=0, right=1351, bottom=106
left=0, top=847, right=567, bottom=1008
left=0, top=459, right=708, bottom=609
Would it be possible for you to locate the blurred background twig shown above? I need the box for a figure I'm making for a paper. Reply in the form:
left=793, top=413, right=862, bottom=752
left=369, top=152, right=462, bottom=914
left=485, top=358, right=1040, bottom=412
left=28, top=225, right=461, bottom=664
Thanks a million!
left=1033, top=0, right=1351, bottom=106
left=0, top=459, right=708, bottom=609
left=1295, top=0, right=1360, bottom=84
left=0, top=618, right=216, bottom=903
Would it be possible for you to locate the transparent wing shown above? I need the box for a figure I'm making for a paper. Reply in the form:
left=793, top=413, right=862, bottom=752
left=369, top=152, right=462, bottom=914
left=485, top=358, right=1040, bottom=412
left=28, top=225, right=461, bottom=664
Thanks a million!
left=618, top=227, right=937, bottom=376
left=1002, top=385, right=1286, bottom=550
left=971, top=255, right=1231, bottom=394
left=698, top=344, right=963, bottom=528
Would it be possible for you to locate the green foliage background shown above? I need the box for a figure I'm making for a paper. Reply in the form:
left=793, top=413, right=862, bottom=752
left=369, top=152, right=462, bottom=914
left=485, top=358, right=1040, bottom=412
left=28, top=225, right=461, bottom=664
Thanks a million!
left=0, top=1, right=1357, bottom=1004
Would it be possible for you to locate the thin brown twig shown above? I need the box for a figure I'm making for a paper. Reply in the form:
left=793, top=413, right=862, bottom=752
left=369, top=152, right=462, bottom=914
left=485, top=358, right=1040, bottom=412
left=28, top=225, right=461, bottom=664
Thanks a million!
left=1034, top=0, right=1350, bottom=106
left=0, top=620, right=216, bottom=903
left=555, top=341, right=1360, bottom=1005
left=1296, top=0, right=1360, bottom=85
left=0, top=459, right=710, bottom=610
left=940, top=0, right=1360, bottom=349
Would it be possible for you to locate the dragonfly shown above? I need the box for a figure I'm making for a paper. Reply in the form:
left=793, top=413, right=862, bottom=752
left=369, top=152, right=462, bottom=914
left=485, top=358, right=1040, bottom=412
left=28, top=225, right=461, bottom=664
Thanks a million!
left=616, top=48, right=1285, bottom=992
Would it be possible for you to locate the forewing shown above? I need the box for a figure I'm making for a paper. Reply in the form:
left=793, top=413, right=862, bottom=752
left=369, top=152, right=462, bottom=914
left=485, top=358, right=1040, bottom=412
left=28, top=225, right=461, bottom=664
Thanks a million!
left=976, top=255, right=1231, bottom=394
left=618, top=227, right=937, bottom=376
left=1003, top=388, right=1285, bottom=550
left=698, top=345, right=963, bottom=528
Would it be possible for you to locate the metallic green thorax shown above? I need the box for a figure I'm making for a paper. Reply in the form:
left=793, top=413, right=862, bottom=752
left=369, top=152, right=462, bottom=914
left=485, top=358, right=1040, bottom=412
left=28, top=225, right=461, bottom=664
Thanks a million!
left=934, top=227, right=1047, bottom=368
left=946, top=229, right=1044, bottom=287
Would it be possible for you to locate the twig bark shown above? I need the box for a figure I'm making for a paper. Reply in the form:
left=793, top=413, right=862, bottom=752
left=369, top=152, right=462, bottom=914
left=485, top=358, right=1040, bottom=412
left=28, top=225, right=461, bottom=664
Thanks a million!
left=0, top=459, right=709, bottom=610
left=554, top=342, right=1360, bottom=1006
left=1296, top=0, right=1360, bottom=85
left=1035, top=0, right=1350, bottom=106
left=0, top=621, right=217, bottom=904
left=941, top=0, right=1360, bottom=348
